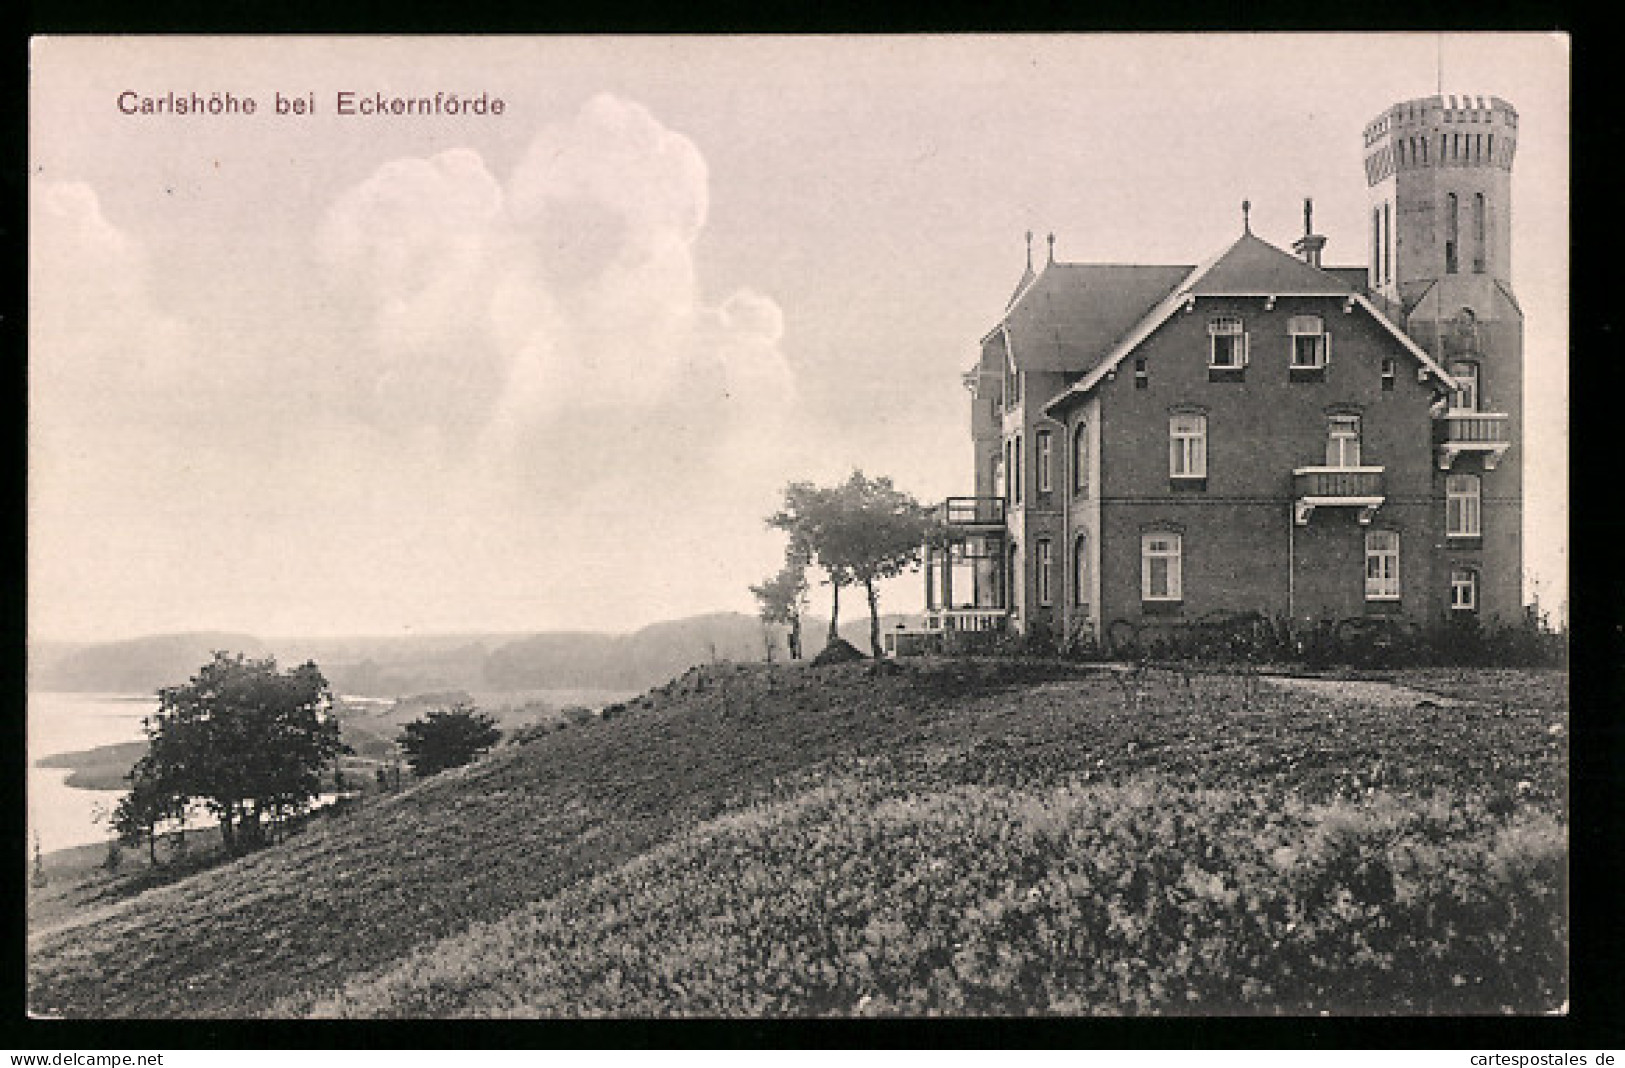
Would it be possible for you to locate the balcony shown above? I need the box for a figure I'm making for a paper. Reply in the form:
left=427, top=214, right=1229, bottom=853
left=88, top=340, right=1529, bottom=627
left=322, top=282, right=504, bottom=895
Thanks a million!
left=939, top=496, right=1006, bottom=529
left=1434, top=410, right=1511, bottom=470
left=1293, top=466, right=1386, bottom=525
left=925, top=608, right=1011, bottom=633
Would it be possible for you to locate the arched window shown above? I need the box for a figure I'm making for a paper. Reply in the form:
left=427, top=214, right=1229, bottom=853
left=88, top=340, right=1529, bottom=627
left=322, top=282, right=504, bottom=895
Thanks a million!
left=1074, top=534, right=1089, bottom=607
left=1072, top=421, right=1089, bottom=496
left=1445, top=193, right=1459, bottom=274
left=1473, top=193, right=1487, bottom=273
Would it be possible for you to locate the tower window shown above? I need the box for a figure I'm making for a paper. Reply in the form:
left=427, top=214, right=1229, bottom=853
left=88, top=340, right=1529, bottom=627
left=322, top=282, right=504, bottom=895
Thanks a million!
left=1473, top=193, right=1487, bottom=273
left=1382, top=202, right=1392, bottom=285
left=1371, top=207, right=1382, bottom=285
left=1447, top=474, right=1482, bottom=538
left=1364, top=530, right=1400, bottom=601
left=1445, top=193, right=1459, bottom=274
left=1289, top=315, right=1329, bottom=369
left=1208, top=316, right=1247, bottom=368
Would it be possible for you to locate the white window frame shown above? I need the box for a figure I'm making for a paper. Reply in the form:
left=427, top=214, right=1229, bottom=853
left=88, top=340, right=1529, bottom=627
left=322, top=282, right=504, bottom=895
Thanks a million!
left=1208, top=316, right=1248, bottom=369
left=1142, top=533, right=1183, bottom=602
left=1326, top=415, right=1362, bottom=468
left=1037, top=539, right=1053, bottom=606
left=1037, top=429, right=1053, bottom=493
left=1449, top=361, right=1480, bottom=412
left=1446, top=473, right=1482, bottom=537
left=1364, top=530, right=1400, bottom=601
left=1450, top=568, right=1479, bottom=612
left=1289, top=315, right=1330, bottom=369
left=1169, top=413, right=1208, bottom=479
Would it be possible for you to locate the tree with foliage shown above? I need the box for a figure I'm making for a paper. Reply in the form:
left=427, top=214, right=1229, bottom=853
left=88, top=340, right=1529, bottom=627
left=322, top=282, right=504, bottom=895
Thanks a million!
left=131, top=652, right=350, bottom=853
left=769, top=470, right=934, bottom=657
left=750, top=549, right=809, bottom=660
left=768, top=481, right=849, bottom=643
left=111, top=765, right=178, bottom=865
left=834, top=472, right=935, bottom=657
left=397, top=703, right=503, bottom=778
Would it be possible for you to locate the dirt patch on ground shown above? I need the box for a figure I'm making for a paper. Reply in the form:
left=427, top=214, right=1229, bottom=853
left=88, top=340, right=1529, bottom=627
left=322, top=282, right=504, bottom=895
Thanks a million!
left=1260, top=675, right=1468, bottom=707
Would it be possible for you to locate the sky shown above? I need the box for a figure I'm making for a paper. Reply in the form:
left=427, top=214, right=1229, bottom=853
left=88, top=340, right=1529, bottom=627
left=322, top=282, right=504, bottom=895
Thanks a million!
left=28, top=34, right=1569, bottom=642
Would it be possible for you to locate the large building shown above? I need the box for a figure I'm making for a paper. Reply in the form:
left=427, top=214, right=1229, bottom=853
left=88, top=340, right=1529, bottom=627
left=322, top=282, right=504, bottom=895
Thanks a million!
left=919, top=94, right=1523, bottom=648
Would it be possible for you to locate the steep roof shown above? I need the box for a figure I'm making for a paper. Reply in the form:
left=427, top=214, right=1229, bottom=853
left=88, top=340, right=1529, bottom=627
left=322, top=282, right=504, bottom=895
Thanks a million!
left=1040, top=229, right=1455, bottom=415
left=993, top=262, right=1192, bottom=373
left=1187, top=231, right=1355, bottom=297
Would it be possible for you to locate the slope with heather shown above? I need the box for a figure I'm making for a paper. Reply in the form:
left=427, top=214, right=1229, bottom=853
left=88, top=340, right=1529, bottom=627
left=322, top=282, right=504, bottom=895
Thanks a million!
left=27, top=661, right=1567, bottom=1018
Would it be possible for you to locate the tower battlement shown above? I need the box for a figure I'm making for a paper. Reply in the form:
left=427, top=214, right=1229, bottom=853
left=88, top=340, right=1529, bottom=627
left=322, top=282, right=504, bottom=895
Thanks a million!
left=1363, top=94, right=1518, bottom=186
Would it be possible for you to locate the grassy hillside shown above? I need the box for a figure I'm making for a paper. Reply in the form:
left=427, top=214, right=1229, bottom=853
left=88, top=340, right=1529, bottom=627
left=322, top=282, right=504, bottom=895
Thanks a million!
left=27, top=660, right=1567, bottom=1018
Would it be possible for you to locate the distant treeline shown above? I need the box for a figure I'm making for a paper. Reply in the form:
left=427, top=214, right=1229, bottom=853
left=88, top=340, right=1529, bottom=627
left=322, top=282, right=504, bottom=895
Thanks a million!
left=31, top=612, right=921, bottom=697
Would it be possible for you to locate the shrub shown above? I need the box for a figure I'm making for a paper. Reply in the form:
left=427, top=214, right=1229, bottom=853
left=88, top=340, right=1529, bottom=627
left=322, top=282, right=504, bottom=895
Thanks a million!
left=397, top=704, right=503, bottom=778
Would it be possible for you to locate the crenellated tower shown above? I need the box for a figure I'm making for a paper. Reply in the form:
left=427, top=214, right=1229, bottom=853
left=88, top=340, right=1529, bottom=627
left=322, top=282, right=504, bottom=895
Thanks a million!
left=1365, top=93, right=1524, bottom=621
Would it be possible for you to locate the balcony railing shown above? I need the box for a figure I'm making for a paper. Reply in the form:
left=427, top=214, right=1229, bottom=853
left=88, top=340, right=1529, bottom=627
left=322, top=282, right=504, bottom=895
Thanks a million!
left=925, top=608, right=1011, bottom=633
left=1293, top=465, right=1386, bottom=525
left=939, top=496, right=1007, bottom=527
left=1434, top=410, right=1511, bottom=470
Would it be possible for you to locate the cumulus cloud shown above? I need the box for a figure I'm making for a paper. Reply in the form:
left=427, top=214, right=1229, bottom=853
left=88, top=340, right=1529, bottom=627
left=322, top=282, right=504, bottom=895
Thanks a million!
left=315, top=93, right=799, bottom=503
left=32, top=95, right=806, bottom=637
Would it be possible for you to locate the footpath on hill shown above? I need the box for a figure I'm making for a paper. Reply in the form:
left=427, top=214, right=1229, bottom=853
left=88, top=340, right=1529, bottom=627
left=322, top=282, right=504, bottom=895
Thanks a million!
left=27, top=657, right=1568, bottom=1018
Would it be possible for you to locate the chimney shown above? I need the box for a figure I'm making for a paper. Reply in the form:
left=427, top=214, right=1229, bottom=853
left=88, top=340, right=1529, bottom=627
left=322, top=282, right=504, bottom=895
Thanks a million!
left=1292, top=196, right=1327, bottom=268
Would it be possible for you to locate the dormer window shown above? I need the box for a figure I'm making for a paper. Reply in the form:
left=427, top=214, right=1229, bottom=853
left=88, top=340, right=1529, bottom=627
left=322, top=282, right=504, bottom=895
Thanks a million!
left=1208, top=316, right=1247, bottom=368
left=1289, top=315, right=1330, bottom=370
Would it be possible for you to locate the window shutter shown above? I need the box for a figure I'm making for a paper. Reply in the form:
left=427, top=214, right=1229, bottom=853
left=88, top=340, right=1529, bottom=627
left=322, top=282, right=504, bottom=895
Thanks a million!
left=1242, top=332, right=1250, bottom=366
left=1323, top=332, right=1331, bottom=366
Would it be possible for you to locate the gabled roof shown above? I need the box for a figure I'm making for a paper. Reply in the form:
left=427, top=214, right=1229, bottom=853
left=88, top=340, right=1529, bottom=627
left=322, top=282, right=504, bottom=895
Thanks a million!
left=1187, top=231, right=1355, bottom=297
left=990, top=262, right=1192, bottom=373
left=1041, top=230, right=1455, bottom=416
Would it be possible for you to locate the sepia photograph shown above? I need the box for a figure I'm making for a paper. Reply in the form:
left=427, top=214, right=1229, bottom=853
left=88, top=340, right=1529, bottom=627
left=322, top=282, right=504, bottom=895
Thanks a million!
left=27, top=33, right=1569, bottom=1019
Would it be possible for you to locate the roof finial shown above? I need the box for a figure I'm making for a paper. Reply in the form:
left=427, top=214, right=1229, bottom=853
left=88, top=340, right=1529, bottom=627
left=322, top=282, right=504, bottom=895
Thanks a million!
left=1025, top=230, right=1033, bottom=270
left=1242, top=199, right=1252, bottom=234
left=1303, top=197, right=1314, bottom=237
left=1046, top=231, right=1056, bottom=264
